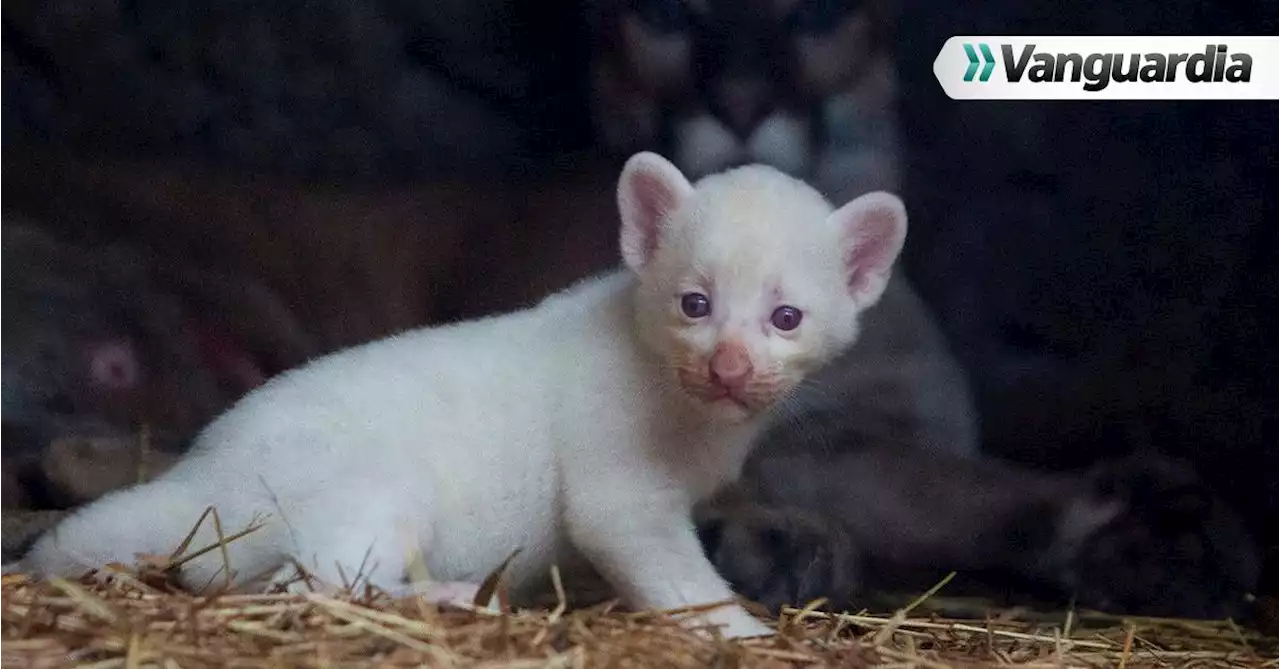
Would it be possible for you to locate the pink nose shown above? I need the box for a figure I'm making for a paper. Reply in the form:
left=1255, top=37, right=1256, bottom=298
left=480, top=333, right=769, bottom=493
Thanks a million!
left=709, top=342, right=753, bottom=388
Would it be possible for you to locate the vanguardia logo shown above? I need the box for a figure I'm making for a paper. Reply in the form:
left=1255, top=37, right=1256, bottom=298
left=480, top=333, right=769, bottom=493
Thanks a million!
left=963, top=43, right=996, bottom=82
left=934, top=36, right=1279, bottom=100
left=998, top=44, right=1251, bottom=91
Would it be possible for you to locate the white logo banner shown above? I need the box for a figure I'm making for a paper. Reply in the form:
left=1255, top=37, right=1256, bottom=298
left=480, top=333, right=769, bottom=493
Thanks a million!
left=934, top=36, right=1280, bottom=100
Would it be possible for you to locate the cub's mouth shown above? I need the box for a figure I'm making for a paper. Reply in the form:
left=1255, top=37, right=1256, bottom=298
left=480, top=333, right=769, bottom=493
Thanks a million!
left=675, top=369, right=786, bottom=417
left=671, top=343, right=795, bottom=416
left=701, top=386, right=755, bottom=411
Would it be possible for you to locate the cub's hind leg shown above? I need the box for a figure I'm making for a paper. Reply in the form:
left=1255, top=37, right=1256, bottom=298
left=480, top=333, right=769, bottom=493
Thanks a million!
left=271, top=486, right=421, bottom=596
left=272, top=490, right=490, bottom=609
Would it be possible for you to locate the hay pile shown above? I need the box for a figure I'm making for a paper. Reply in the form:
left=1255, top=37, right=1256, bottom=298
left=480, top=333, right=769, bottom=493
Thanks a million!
left=3, top=565, right=1275, bottom=668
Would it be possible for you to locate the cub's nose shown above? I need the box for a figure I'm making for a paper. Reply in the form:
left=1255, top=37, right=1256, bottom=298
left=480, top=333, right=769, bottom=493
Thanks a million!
left=709, top=341, right=754, bottom=389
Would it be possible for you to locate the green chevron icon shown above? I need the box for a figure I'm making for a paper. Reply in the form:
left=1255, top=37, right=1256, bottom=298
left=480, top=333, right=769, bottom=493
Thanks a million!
left=963, top=43, right=996, bottom=82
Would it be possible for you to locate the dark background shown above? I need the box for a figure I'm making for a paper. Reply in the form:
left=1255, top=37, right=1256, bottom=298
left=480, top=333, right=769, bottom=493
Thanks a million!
left=2, top=0, right=1276, bottom=600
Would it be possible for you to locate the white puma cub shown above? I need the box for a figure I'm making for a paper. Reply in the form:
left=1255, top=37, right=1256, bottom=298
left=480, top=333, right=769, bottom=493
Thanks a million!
left=23, top=152, right=907, bottom=638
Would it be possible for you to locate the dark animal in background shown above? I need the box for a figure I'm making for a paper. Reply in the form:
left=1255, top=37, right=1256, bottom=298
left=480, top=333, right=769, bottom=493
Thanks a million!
left=698, top=445, right=1260, bottom=620
left=585, top=0, right=900, bottom=199
left=2, top=222, right=317, bottom=555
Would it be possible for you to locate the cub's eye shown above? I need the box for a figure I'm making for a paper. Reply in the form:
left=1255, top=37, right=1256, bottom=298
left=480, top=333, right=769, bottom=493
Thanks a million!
left=786, top=0, right=854, bottom=35
left=680, top=292, right=712, bottom=318
left=770, top=305, right=803, bottom=331
left=633, top=0, right=691, bottom=34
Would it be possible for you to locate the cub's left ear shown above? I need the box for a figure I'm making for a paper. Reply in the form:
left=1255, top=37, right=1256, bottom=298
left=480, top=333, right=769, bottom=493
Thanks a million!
left=829, top=191, right=908, bottom=309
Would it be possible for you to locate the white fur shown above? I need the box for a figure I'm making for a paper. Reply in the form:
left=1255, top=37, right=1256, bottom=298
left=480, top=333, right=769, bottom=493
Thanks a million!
left=23, top=154, right=907, bottom=639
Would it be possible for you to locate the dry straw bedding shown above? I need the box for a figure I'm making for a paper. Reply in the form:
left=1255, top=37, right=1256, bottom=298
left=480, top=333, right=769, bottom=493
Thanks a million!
left=3, top=566, right=1275, bottom=669
left=1, top=509, right=1275, bottom=668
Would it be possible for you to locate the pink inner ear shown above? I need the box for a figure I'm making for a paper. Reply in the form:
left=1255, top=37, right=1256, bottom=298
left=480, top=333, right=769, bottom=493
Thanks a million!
left=86, top=340, right=140, bottom=391
left=630, top=169, right=681, bottom=261
left=844, top=204, right=904, bottom=296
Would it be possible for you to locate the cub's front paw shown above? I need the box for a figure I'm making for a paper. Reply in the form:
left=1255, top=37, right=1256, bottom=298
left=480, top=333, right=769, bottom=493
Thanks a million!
left=695, top=501, right=858, bottom=614
left=719, top=612, right=775, bottom=639
left=694, top=605, right=775, bottom=639
left=1065, top=454, right=1259, bottom=619
left=397, top=580, right=491, bottom=610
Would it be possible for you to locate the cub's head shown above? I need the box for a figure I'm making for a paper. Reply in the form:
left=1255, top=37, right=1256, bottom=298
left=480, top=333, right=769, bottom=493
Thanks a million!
left=587, top=0, right=896, bottom=178
left=617, top=152, right=906, bottom=421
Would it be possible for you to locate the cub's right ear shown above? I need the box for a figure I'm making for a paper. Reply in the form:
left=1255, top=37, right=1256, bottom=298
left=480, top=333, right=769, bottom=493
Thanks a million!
left=617, top=152, right=693, bottom=273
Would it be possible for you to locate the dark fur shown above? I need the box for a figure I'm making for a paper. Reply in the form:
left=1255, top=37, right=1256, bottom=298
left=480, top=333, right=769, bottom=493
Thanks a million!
left=697, top=486, right=859, bottom=613
left=697, top=447, right=1260, bottom=618
left=2, top=145, right=629, bottom=351
left=1064, top=454, right=1262, bottom=618
left=2, top=221, right=316, bottom=512
left=585, top=0, right=898, bottom=187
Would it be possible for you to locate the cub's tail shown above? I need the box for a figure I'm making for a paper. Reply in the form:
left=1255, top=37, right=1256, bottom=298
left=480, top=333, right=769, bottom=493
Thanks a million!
left=21, top=479, right=285, bottom=591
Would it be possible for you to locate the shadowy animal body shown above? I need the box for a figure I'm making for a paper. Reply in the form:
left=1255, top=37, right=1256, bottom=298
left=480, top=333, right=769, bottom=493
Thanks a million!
left=2, top=222, right=315, bottom=513
left=585, top=0, right=900, bottom=200
left=699, top=445, right=1261, bottom=620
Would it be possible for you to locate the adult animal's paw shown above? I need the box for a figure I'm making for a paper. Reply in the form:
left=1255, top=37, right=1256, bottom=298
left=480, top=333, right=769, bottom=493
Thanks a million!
left=695, top=500, right=859, bottom=615
left=1065, top=453, right=1259, bottom=619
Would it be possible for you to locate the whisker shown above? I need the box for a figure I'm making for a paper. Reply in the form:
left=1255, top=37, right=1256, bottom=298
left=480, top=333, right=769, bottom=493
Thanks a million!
left=766, top=391, right=837, bottom=457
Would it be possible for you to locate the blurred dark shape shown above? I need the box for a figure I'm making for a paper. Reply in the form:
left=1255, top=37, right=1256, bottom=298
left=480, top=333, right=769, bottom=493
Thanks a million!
left=1069, top=452, right=1262, bottom=619
left=3, top=146, right=624, bottom=351
left=699, top=446, right=1260, bottom=620
left=0, top=508, right=65, bottom=560
left=698, top=487, right=860, bottom=615
left=2, top=220, right=314, bottom=509
left=584, top=0, right=900, bottom=194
